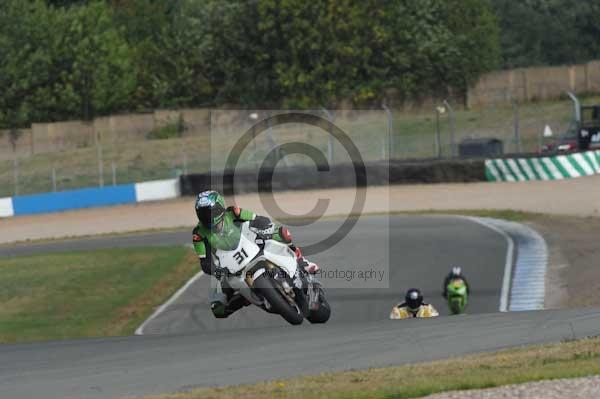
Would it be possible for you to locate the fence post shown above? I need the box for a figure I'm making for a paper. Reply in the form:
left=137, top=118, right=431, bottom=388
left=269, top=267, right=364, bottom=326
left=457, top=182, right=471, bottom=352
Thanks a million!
left=382, top=104, right=394, bottom=160
left=264, top=110, right=289, bottom=167
left=321, top=108, right=334, bottom=164
left=95, top=130, right=104, bottom=188
left=435, top=107, right=442, bottom=159
left=183, top=151, right=188, bottom=175
left=566, top=91, right=581, bottom=125
left=30, top=128, right=34, bottom=156
left=52, top=166, right=57, bottom=192
left=512, top=99, right=521, bottom=153
left=97, top=143, right=104, bottom=188
left=443, top=100, right=456, bottom=158
left=13, top=157, right=19, bottom=196
left=111, top=161, right=117, bottom=186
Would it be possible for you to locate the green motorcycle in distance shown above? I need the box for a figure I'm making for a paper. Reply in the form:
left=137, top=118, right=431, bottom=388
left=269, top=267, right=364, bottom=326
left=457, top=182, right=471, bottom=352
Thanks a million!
left=446, top=278, right=468, bottom=315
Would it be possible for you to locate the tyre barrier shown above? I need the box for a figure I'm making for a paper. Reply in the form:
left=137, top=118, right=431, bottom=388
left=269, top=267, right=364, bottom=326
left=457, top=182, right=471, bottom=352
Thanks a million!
left=179, top=159, right=486, bottom=196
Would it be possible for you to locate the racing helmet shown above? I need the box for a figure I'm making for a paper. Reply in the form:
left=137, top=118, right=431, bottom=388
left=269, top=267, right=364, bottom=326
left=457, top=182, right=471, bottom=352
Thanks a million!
left=405, top=288, right=423, bottom=312
left=195, top=190, right=226, bottom=230
left=451, top=266, right=462, bottom=277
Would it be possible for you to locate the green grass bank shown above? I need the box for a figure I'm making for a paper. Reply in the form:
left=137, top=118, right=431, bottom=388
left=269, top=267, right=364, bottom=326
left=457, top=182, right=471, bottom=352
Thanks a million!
left=0, top=246, right=196, bottom=343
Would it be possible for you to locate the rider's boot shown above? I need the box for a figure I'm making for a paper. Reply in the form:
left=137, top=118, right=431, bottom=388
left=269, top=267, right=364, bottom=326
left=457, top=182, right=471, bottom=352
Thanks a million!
left=211, top=294, right=250, bottom=318
left=210, top=283, right=251, bottom=319
left=210, top=301, right=229, bottom=318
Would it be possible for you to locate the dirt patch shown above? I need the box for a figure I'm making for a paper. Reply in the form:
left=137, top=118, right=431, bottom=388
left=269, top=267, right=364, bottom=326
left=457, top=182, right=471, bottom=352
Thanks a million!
left=528, top=215, right=600, bottom=309
left=2, top=175, right=600, bottom=244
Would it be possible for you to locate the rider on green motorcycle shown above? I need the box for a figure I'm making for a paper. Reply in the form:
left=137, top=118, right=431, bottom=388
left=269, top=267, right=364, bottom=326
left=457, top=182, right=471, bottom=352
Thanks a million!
left=442, top=267, right=469, bottom=314
left=192, top=190, right=320, bottom=318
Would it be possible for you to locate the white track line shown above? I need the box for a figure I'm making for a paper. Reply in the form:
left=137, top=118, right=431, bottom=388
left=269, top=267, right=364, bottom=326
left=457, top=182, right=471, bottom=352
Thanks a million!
left=463, top=216, right=515, bottom=312
left=135, top=269, right=204, bottom=335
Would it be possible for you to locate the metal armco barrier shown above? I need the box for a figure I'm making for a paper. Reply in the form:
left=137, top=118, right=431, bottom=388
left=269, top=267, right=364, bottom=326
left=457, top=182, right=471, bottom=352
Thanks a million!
left=0, top=178, right=180, bottom=218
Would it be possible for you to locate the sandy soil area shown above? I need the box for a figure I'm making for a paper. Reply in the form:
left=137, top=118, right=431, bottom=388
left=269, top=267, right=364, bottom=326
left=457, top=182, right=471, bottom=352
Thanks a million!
left=1, top=174, right=599, bottom=244
left=530, top=215, right=600, bottom=309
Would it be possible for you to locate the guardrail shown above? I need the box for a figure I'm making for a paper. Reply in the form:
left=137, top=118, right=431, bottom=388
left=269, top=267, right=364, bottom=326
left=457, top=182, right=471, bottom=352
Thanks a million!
left=0, top=178, right=179, bottom=218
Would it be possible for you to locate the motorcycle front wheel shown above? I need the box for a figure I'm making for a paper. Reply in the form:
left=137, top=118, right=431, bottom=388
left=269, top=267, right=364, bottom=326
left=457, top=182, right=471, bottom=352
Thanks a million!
left=253, top=275, right=304, bottom=325
left=448, top=296, right=466, bottom=315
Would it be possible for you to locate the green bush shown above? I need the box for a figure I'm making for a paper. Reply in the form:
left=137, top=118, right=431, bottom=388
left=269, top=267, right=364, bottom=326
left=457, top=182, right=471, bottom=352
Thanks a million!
left=0, top=0, right=503, bottom=127
left=146, top=115, right=185, bottom=140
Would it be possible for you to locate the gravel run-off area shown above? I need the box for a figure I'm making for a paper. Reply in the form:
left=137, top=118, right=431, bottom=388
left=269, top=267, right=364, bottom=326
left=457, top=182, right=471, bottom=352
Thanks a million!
left=423, top=375, right=600, bottom=399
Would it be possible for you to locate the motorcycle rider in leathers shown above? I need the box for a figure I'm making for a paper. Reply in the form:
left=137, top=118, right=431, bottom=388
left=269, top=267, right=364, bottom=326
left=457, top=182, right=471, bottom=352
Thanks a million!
left=192, top=190, right=320, bottom=318
left=390, top=288, right=439, bottom=319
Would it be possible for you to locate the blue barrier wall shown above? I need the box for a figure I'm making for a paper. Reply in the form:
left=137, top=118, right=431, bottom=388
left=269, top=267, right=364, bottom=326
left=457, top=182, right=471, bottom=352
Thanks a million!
left=12, top=184, right=137, bottom=216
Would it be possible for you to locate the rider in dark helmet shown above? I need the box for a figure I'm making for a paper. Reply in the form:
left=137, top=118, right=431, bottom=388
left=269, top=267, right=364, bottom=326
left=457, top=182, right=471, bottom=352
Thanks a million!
left=405, top=288, right=424, bottom=312
left=390, top=288, right=439, bottom=319
left=192, top=190, right=320, bottom=319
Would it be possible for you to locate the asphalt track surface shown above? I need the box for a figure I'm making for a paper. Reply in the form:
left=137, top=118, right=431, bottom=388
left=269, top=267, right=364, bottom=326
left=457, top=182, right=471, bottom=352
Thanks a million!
left=0, top=216, right=507, bottom=326
left=139, top=215, right=506, bottom=333
left=2, top=215, right=595, bottom=399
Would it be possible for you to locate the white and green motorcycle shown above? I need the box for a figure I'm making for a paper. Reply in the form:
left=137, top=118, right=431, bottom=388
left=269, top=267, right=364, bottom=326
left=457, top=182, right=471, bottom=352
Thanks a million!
left=214, top=221, right=331, bottom=325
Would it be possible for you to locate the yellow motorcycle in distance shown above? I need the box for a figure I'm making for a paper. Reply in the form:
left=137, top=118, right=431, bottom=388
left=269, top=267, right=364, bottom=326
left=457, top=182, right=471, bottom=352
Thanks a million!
left=389, top=288, right=440, bottom=319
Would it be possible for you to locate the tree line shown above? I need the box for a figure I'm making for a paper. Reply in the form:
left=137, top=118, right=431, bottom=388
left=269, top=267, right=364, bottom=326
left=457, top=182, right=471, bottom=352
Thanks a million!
left=1, top=0, right=598, bottom=129
left=491, top=0, right=600, bottom=69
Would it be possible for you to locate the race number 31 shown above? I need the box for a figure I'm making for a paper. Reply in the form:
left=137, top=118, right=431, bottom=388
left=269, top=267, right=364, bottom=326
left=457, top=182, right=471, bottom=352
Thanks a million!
left=233, top=248, right=248, bottom=265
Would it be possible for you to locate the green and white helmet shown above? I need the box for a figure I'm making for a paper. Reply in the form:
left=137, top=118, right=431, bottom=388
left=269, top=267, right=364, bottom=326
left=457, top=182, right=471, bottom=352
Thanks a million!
left=195, top=190, right=226, bottom=229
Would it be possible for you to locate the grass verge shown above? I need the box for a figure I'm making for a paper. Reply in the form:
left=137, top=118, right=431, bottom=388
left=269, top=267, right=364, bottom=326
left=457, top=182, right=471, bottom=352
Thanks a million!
left=0, top=246, right=197, bottom=343
left=137, top=336, right=600, bottom=399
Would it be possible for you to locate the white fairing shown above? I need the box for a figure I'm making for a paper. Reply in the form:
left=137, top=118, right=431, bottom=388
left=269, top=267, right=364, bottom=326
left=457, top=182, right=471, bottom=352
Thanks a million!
left=214, top=223, right=260, bottom=274
left=215, top=222, right=299, bottom=305
left=263, top=240, right=298, bottom=279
